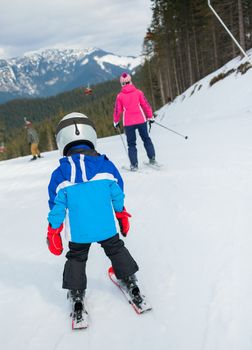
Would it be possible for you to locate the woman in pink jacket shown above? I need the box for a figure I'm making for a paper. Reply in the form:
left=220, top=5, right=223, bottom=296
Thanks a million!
left=113, top=73, right=156, bottom=171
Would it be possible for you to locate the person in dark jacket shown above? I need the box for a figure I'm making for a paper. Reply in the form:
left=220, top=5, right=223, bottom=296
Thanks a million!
left=46, top=112, right=141, bottom=317
left=25, top=120, right=41, bottom=160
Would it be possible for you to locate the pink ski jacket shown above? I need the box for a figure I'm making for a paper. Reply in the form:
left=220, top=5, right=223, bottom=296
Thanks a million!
left=113, top=84, right=153, bottom=126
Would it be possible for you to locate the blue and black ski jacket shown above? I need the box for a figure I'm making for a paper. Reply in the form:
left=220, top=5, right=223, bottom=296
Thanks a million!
left=47, top=153, right=124, bottom=243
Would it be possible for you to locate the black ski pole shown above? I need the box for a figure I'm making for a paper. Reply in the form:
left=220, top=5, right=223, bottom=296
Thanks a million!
left=115, top=125, right=130, bottom=160
left=154, top=121, right=188, bottom=140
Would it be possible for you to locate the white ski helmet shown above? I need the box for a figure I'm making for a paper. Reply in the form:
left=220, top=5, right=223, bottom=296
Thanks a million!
left=56, top=112, right=97, bottom=156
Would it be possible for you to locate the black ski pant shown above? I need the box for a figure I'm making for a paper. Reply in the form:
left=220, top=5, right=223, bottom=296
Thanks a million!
left=62, top=234, right=139, bottom=291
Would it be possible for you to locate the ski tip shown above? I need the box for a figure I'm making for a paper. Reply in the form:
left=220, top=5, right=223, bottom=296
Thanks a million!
left=131, top=301, right=153, bottom=314
left=72, top=324, right=88, bottom=330
left=72, top=314, right=89, bottom=330
left=143, top=161, right=164, bottom=169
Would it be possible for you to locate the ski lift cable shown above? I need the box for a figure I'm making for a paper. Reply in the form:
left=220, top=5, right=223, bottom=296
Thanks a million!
left=207, top=0, right=251, bottom=63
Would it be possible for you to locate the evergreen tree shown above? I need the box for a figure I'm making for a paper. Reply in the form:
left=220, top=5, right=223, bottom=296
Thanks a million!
left=140, top=0, right=252, bottom=110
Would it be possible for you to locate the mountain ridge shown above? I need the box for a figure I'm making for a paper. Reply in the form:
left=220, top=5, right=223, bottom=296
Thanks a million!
left=0, top=48, right=141, bottom=103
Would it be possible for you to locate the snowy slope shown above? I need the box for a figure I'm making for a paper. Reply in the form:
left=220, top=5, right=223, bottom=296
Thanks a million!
left=1, top=54, right=252, bottom=350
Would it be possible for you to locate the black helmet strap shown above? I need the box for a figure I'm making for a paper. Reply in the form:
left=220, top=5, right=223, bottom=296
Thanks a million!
left=73, top=120, right=80, bottom=135
left=56, top=117, right=96, bottom=135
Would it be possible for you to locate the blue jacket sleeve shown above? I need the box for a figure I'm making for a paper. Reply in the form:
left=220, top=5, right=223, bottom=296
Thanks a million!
left=48, top=167, right=66, bottom=210
left=48, top=168, right=60, bottom=210
left=110, top=181, right=125, bottom=212
left=47, top=188, right=67, bottom=228
left=109, top=161, right=124, bottom=191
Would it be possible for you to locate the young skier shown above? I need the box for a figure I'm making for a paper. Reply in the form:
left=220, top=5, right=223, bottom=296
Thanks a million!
left=113, top=72, right=157, bottom=171
left=46, top=112, right=142, bottom=328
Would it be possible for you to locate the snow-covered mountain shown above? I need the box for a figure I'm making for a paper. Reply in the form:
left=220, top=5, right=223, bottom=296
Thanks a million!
left=1, top=52, right=252, bottom=350
left=0, top=48, right=141, bottom=103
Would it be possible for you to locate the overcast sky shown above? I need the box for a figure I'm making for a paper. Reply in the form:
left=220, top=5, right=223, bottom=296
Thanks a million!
left=0, top=0, right=153, bottom=59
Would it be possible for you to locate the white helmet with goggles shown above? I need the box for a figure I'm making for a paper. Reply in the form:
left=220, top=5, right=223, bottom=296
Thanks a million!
left=56, top=112, right=97, bottom=156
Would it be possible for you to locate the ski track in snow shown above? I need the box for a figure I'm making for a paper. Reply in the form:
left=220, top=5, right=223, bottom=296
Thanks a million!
left=1, top=55, right=252, bottom=350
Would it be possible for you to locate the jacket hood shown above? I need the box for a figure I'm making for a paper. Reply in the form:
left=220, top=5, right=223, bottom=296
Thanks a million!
left=121, top=84, right=137, bottom=94
left=58, top=153, right=107, bottom=183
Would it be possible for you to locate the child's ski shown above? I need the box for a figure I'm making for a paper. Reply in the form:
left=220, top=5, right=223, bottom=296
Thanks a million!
left=71, top=305, right=89, bottom=330
left=108, top=266, right=152, bottom=314
left=67, top=291, right=89, bottom=330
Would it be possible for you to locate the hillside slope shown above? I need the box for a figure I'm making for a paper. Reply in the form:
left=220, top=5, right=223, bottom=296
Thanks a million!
left=0, top=54, right=252, bottom=350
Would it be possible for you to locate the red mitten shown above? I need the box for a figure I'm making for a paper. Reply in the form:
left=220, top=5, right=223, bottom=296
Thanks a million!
left=115, top=208, right=132, bottom=237
left=47, top=224, right=63, bottom=255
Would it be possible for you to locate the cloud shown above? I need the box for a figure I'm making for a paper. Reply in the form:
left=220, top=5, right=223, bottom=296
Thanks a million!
left=0, top=0, right=152, bottom=59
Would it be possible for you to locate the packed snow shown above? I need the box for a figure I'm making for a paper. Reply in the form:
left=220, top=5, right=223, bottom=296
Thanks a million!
left=1, top=53, right=252, bottom=350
